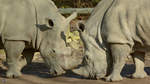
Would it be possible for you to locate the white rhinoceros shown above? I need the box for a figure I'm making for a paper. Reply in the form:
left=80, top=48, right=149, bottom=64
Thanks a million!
left=73, top=0, right=150, bottom=82
left=0, top=0, right=80, bottom=78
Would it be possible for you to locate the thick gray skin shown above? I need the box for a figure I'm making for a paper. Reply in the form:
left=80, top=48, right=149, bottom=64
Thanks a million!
left=0, top=0, right=79, bottom=78
left=73, top=0, right=150, bottom=82
left=72, top=0, right=113, bottom=79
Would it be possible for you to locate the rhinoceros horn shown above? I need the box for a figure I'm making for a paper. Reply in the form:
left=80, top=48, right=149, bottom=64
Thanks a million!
left=72, top=66, right=89, bottom=78
left=66, top=12, right=77, bottom=24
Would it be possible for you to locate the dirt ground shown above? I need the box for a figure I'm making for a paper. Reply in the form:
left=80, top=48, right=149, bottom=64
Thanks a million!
left=1, top=52, right=150, bottom=84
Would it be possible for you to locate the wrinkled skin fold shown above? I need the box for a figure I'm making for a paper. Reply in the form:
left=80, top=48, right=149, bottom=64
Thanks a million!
left=73, top=0, right=150, bottom=82
left=0, top=0, right=81, bottom=78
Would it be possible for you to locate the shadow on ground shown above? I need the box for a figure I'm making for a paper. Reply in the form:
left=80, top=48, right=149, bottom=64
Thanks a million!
left=1, top=62, right=150, bottom=80
left=0, top=67, right=6, bottom=78
left=22, top=63, right=51, bottom=78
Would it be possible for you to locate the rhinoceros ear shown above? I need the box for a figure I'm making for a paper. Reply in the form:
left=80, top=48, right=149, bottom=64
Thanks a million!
left=66, top=12, right=77, bottom=24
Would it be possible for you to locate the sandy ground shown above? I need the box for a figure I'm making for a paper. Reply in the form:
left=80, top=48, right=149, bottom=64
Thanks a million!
left=1, top=52, right=150, bottom=84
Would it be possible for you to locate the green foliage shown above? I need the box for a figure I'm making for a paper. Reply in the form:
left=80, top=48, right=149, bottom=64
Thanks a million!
left=53, top=0, right=101, bottom=8
left=92, top=0, right=101, bottom=4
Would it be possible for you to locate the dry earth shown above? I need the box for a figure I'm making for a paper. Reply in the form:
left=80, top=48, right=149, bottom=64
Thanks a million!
left=1, top=51, right=150, bottom=84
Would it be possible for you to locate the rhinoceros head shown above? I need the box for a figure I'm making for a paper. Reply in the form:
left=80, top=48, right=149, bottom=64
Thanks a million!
left=71, top=21, right=111, bottom=79
left=38, top=12, right=82, bottom=76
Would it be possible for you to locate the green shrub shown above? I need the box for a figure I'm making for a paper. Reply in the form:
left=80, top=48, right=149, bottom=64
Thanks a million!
left=53, top=0, right=101, bottom=8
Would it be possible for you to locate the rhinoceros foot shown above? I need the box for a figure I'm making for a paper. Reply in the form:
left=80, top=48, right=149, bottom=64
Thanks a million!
left=6, top=56, right=27, bottom=78
left=132, top=71, right=148, bottom=79
left=105, top=74, right=123, bottom=82
left=6, top=70, right=22, bottom=78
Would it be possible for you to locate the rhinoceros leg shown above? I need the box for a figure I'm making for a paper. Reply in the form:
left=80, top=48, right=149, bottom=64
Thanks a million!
left=4, top=40, right=27, bottom=78
left=105, top=44, right=130, bottom=82
left=22, top=49, right=34, bottom=64
left=132, top=51, right=148, bottom=78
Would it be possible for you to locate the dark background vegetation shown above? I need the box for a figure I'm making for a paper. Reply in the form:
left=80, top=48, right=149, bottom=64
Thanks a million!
left=53, top=0, right=101, bottom=8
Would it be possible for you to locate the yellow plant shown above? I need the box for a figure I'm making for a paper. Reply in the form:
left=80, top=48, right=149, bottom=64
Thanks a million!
left=65, top=26, right=83, bottom=49
left=0, top=49, right=5, bottom=55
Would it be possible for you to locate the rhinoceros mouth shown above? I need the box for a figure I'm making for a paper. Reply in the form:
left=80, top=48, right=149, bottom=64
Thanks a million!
left=54, top=48, right=83, bottom=70
left=47, top=46, right=83, bottom=77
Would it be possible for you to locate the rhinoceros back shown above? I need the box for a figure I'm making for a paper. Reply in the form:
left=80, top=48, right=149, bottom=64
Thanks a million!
left=102, top=0, right=150, bottom=48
